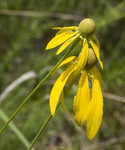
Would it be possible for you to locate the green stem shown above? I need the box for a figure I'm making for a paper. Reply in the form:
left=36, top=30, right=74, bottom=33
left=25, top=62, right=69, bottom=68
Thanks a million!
left=28, top=102, right=61, bottom=150
left=0, top=39, right=79, bottom=136
left=28, top=114, right=52, bottom=150
left=0, top=109, right=33, bottom=149
left=28, top=79, right=77, bottom=150
left=28, top=77, right=77, bottom=150
left=28, top=39, right=80, bottom=150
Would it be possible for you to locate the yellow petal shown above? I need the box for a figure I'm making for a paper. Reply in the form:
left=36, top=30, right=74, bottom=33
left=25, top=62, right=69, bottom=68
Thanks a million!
left=46, top=30, right=77, bottom=50
left=52, top=56, right=76, bottom=75
left=56, top=33, right=80, bottom=55
left=52, top=26, right=77, bottom=30
left=86, top=66, right=103, bottom=140
left=74, top=71, right=90, bottom=126
left=89, top=40, right=103, bottom=70
left=57, top=56, right=76, bottom=69
left=76, top=39, right=88, bottom=70
left=55, top=28, right=76, bottom=35
left=66, top=68, right=80, bottom=90
left=50, top=64, right=75, bottom=115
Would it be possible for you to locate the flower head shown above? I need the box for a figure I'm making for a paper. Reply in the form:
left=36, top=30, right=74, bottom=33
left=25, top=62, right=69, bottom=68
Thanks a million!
left=45, top=18, right=103, bottom=140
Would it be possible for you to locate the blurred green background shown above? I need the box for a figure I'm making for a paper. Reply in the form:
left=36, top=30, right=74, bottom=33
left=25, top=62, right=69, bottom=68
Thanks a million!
left=0, top=0, right=125, bottom=150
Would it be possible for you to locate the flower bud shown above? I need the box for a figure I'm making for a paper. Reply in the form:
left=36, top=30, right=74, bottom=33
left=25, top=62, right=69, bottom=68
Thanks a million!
left=87, top=48, right=97, bottom=67
left=78, top=18, right=96, bottom=35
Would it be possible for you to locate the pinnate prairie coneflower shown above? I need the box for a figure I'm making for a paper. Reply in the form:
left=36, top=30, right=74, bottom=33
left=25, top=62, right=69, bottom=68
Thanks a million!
left=45, top=18, right=103, bottom=140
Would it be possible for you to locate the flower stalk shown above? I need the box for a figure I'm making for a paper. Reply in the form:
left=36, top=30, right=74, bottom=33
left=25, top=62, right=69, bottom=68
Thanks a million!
left=28, top=114, right=52, bottom=150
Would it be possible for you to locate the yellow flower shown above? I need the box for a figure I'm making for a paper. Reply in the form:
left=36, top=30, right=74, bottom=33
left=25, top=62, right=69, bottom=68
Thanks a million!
left=46, top=18, right=103, bottom=70
left=45, top=18, right=103, bottom=140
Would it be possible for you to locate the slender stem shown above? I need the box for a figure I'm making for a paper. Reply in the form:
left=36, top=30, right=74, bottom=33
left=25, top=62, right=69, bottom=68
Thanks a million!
left=0, top=39, right=79, bottom=136
left=28, top=83, right=76, bottom=150
left=0, top=109, right=33, bottom=149
left=28, top=39, right=80, bottom=150
left=28, top=102, right=61, bottom=150
left=28, top=75, right=77, bottom=150
left=28, top=114, right=52, bottom=150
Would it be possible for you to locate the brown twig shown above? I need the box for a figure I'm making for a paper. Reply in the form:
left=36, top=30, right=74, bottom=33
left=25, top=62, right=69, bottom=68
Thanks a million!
left=103, top=92, right=125, bottom=103
left=0, top=9, right=82, bottom=21
left=85, top=135, right=125, bottom=150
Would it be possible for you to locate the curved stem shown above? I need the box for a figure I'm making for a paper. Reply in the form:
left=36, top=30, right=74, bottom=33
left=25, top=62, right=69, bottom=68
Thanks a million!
left=0, top=39, right=79, bottom=136
left=0, top=109, right=33, bottom=149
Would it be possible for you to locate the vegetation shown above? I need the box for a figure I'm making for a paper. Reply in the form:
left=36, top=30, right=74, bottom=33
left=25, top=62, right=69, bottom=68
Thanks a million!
left=0, top=0, right=125, bottom=149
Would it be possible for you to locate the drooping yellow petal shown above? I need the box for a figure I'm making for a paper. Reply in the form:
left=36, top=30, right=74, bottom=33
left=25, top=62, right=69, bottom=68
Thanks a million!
left=56, top=33, right=80, bottom=55
left=55, top=27, right=76, bottom=35
left=50, top=64, right=75, bottom=115
left=86, top=66, right=103, bottom=140
left=52, top=56, right=76, bottom=75
left=65, top=39, right=89, bottom=95
left=52, top=26, right=77, bottom=30
left=74, top=71, right=91, bottom=126
left=65, top=39, right=89, bottom=92
left=46, top=31, right=77, bottom=50
left=76, top=39, right=88, bottom=70
left=66, top=68, right=80, bottom=90
left=57, top=56, right=76, bottom=69
left=89, top=40, right=103, bottom=70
